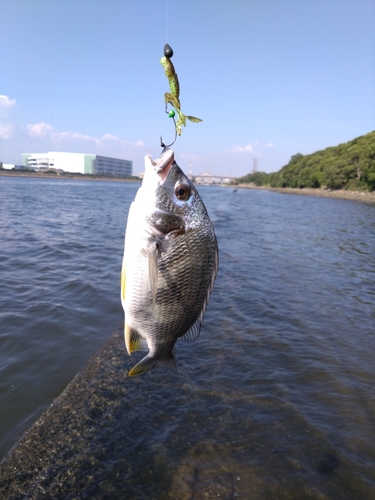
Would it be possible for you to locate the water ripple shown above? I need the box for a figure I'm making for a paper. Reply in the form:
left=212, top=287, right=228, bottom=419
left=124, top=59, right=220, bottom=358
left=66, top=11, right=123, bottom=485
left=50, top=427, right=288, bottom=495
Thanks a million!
left=1, top=179, right=375, bottom=496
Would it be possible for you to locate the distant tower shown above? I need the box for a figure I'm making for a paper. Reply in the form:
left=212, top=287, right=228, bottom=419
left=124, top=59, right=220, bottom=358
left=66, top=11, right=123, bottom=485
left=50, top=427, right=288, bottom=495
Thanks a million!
left=188, top=162, right=193, bottom=180
left=252, top=158, right=258, bottom=174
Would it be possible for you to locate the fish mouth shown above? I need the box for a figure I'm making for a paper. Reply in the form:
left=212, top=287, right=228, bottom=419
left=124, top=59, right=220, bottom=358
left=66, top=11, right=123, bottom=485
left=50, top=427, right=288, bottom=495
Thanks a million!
left=149, top=147, right=175, bottom=183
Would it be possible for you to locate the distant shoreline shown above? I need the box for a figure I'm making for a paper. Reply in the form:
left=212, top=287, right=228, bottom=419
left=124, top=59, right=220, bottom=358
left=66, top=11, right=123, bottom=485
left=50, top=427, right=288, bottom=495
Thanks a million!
left=2, top=171, right=375, bottom=204
left=234, top=183, right=375, bottom=204
left=0, top=171, right=141, bottom=183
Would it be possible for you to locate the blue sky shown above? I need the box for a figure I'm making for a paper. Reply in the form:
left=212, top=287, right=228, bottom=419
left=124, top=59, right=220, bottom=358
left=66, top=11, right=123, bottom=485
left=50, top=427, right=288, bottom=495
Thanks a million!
left=1, top=0, right=374, bottom=177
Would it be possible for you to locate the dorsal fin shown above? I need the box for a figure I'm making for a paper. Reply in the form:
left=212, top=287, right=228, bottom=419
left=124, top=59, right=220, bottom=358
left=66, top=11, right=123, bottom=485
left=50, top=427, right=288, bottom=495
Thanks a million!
left=179, top=241, right=219, bottom=342
left=179, top=316, right=202, bottom=341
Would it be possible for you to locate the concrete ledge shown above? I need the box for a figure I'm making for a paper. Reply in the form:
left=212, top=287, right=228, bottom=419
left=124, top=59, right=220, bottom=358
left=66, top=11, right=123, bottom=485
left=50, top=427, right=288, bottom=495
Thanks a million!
left=0, top=327, right=133, bottom=499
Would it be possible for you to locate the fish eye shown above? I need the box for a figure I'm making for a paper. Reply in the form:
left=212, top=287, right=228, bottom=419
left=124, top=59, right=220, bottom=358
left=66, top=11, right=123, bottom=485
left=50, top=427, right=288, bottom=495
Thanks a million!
left=175, top=183, right=191, bottom=201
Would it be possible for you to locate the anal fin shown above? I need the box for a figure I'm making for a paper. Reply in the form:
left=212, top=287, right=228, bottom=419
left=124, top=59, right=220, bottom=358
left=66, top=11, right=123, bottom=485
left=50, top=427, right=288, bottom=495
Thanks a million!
left=124, top=322, right=148, bottom=354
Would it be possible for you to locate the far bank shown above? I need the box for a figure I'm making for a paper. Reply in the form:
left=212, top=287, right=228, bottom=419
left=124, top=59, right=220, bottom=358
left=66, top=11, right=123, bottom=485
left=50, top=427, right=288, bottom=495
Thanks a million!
left=0, top=170, right=141, bottom=183
left=235, top=183, right=375, bottom=204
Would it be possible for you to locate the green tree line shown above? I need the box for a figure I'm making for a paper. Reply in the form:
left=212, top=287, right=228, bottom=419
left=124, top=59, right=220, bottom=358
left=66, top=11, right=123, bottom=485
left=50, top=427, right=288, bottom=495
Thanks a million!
left=234, top=131, right=375, bottom=191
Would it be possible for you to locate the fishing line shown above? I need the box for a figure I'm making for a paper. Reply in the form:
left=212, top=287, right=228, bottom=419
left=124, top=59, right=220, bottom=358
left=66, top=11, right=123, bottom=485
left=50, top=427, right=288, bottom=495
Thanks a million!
left=165, top=0, right=168, bottom=42
left=161, top=1, right=177, bottom=149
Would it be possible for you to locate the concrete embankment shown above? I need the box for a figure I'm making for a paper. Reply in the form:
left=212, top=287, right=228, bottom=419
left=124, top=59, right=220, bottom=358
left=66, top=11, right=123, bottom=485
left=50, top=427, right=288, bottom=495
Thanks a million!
left=235, top=184, right=375, bottom=204
left=0, top=327, right=132, bottom=499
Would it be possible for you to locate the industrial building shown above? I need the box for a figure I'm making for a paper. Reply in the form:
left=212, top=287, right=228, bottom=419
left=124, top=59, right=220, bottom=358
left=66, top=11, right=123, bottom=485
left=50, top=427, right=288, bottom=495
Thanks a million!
left=1, top=163, right=22, bottom=170
left=21, top=152, right=132, bottom=177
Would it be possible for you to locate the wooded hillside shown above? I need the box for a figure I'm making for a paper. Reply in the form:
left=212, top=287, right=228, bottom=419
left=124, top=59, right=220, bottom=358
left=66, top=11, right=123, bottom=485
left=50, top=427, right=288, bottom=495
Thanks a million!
left=235, top=131, right=375, bottom=191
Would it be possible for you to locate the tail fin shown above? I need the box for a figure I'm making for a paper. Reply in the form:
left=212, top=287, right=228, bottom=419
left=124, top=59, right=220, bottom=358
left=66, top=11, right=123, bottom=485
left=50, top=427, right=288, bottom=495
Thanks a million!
left=128, top=353, right=178, bottom=377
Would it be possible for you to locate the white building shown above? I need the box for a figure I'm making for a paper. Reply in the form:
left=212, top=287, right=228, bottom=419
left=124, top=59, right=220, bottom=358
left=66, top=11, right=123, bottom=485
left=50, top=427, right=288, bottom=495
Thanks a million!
left=195, top=172, right=225, bottom=185
left=1, top=163, right=19, bottom=170
left=21, top=152, right=132, bottom=177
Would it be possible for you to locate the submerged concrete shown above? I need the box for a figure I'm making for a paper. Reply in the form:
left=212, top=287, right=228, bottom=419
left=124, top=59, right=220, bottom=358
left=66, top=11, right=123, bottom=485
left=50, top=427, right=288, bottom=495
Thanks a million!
left=0, top=327, right=132, bottom=499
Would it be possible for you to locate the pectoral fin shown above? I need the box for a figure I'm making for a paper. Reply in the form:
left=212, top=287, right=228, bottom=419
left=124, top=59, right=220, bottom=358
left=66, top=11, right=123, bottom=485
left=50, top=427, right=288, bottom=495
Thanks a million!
left=145, top=243, right=159, bottom=309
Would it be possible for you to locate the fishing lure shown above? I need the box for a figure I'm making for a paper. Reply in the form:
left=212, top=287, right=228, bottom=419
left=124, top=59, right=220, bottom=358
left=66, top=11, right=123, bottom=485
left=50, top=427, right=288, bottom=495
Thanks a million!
left=160, top=44, right=202, bottom=138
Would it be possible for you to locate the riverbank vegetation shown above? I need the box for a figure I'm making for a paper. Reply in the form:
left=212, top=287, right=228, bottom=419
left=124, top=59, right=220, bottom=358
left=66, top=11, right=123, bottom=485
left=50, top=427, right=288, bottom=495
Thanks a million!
left=234, top=131, right=375, bottom=191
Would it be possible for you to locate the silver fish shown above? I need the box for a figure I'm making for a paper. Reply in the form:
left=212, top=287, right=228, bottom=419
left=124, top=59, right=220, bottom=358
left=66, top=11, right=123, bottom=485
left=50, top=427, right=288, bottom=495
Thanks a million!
left=121, top=147, right=218, bottom=377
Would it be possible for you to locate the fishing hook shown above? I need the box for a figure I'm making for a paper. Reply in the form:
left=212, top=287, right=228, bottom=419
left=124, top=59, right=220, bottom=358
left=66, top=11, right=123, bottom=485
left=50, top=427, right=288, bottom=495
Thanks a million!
left=160, top=106, right=177, bottom=148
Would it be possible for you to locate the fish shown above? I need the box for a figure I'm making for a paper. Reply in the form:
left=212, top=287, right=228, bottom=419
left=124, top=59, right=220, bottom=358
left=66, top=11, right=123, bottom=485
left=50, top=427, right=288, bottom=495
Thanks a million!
left=121, top=147, right=218, bottom=377
left=160, top=43, right=202, bottom=136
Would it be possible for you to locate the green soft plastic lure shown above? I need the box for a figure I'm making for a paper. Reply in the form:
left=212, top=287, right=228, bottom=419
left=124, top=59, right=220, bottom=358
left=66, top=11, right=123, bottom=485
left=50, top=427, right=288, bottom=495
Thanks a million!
left=160, top=44, right=202, bottom=136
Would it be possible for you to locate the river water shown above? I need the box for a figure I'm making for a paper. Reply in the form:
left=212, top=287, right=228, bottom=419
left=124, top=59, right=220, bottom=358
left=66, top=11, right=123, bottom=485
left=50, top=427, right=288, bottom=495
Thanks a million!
left=0, top=176, right=374, bottom=498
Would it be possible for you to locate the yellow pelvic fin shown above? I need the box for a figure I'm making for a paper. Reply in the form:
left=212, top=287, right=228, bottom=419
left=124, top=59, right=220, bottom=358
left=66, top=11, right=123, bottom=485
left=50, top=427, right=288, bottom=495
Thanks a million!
left=124, top=322, right=132, bottom=354
left=120, top=263, right=126, bottom=302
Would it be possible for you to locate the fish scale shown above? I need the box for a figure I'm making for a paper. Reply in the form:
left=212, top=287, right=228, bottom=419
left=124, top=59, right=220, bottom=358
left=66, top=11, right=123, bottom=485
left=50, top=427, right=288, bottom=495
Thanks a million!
left=121, top=148, right=218, bottom=377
